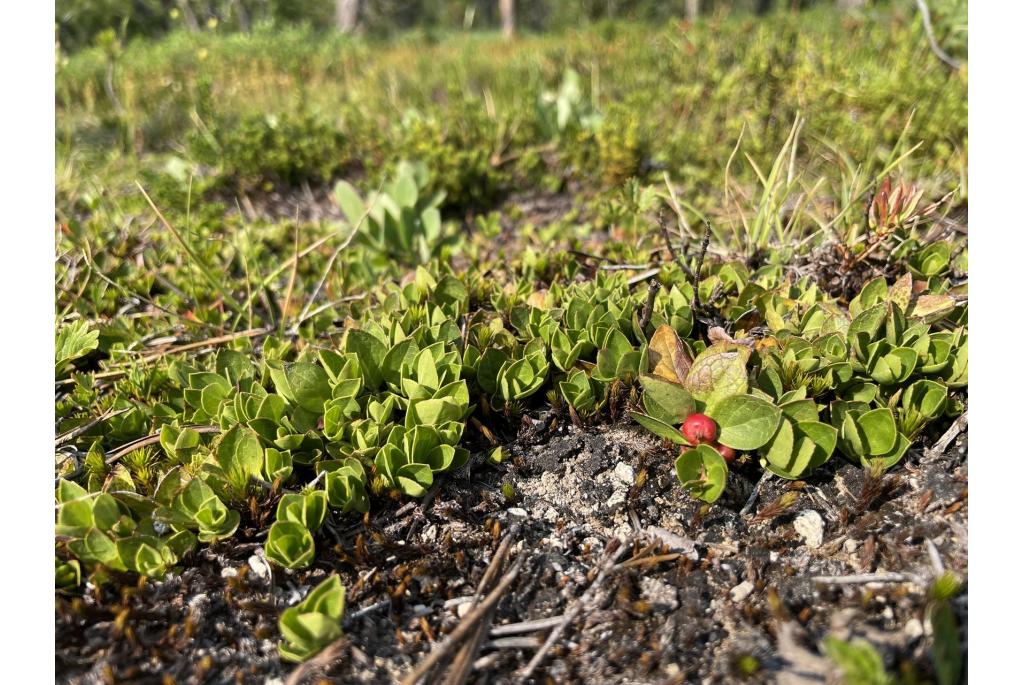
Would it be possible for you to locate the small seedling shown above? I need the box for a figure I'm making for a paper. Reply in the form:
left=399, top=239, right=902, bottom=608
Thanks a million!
left=278, top=575, right=346, bottom=662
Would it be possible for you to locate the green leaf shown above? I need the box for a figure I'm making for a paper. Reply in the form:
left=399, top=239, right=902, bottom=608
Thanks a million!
left=334, top=180, right=366, bottom=227
left=68, top=528, right=121, bottom=568
left=857, top=408, right=898, bottom=456
left=779, top=399, right=818, bottom=423
left=674, top=444, right=728, bottom=503
left=708, top=394, right=782, bottom=450
left=396, top=463, right=433, bottom=497
left=630, top=411, right=687, bottom=445
left=930, top=603, right=962, bottom=685
left=639, top=375, right=695, bottom=424
left=56, top=320, right=99, bottom=374
left=56, top=481, right=95, bottom=537
left=286, top=363, right=332, bottom=414
left=863, top=431, right=910, bottom=470
left=822, top=637, right=893, bottom=685
left=265, top=520, right=315, bottom=569
left=279, top=574, right=346, bottom=663
left=407, top=397, right=463, bottom=427
left=216, top=425, right=264, bottom=480
left=684, top=343, right=750, bottom=411
left=325, top=459, right=369, bottom=513
left=345, top=330, right=387, bottom=390
left=848, top=303, right=888, bottom=358
left=761, top=417, right=794, bottom=470
left=277, top=491, right=328, bottom=531
left=903, top=379, right=948, bottom=418
left=911, top=242, right=951, bottom=278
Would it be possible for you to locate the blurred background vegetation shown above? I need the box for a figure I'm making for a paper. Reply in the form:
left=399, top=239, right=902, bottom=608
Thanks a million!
left=56, top=0, right=967, bottom=285
left=56, top=0, right=967, bottom=55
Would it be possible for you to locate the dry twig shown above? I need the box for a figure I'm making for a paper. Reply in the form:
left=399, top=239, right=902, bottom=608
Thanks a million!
left=284, top=636, right=349, bottom=685
left=105, top=424, right=221, bottom=465
left=740, top=471, right=773, bottom=518
left=810, top=572, right=923, bottom=586
left=518, top=537, right=629, bottom=681
left=55, top=407, right=131, bottom=446
left=922, top=411, right=967, bottom=463
left=914, top=0, right=962, bottom=70
left=401, top=541, right=525, bottom=685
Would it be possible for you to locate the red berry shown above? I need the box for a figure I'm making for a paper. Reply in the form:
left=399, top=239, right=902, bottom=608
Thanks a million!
left=681, top=413, right=718, bottom=445
left=715, top=443, right=737, bottom=464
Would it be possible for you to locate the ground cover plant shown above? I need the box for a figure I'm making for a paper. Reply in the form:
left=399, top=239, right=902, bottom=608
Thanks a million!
left=56, top=3, right=967, bottom=683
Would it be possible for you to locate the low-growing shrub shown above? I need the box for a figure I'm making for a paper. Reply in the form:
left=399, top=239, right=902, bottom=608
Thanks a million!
left=188, top=111, right=348, bottom=189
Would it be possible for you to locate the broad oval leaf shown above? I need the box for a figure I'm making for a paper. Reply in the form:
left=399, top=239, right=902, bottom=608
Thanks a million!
left=709, top=394, right=782, bottom=450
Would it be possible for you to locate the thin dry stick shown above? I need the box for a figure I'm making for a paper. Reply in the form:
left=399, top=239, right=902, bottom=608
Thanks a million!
left=914, top=0, right=961, bottom=70
left=56, top=407, right=131, bottom=446
left=925, top=538, right=945, bottom=575
left=291, top=197, right=375, bottom=333
left=114, top=326, right=271, bottom=367
left=284, top=635, right=349, bottom=685
left=810, top=572, right=922, bottom=586
left=344, top=599, right=391, bottom=627
left=105, top=424, right=221, bottom=465
left=661, top=172, right=694, bottom=238
left=656, top=205, right=695, bottom=280
left=740, top=471, right=774, bottom=518
left=519, top=539, right=629, bottom=681
left=484, top=637, right=542, bottom=650
left=400, top=552, right=526, bottom=685
left=615, top=552, right=680, bottom=570
left=638, top=280, right=661, bottom=331
left=59, top=327, right=271, bottom=386
left=443, top=567, right=507, bottom=683
left=922, top=411, right=967, bottom=463
left=490, top=615, right=565, bottom=637
left=691, top=220, right=712, bottom=315
left=288, top=294, right=367, bottom=335
left=626, top=268, right=661, bottom=287
left=136, top=182, right=243, bottom=315
left=442, top=528, right=522, bottom=684
left=282, top=219, right=301, bottom=324
left=232, top=232, right=336, bottom=329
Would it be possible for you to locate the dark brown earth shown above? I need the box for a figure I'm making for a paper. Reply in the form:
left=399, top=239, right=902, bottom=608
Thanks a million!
left=56, top=406, right=967, bottom=685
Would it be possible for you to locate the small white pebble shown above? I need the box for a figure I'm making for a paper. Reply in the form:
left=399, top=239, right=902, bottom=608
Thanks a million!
left=247, top=554, right=271, bottom=581
left=794, top=510, right=824, bottom=549
left=843, top=539, right=859, bottom=554
left=730, top=580, right=755, bottom=602
left=220, top=567, right=238, bottom=579
left=507, top=507, right=529, bottom=519
left=905, top=618, right=924, bottom=639
left=613, top=462, right=636, bottom=485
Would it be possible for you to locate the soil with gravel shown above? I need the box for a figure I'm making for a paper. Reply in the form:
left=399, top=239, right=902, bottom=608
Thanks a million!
left=56, top=405, right=967, bottom=685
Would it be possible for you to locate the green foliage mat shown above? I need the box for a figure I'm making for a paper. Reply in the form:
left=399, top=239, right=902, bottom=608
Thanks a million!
left=55, top=8, right=967, bottom=679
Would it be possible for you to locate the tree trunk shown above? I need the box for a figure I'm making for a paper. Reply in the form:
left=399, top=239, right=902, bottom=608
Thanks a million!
left=335, top=0, right=360, bottom=33
left=500, top=0, right=515, bottom=38
left=755, top=0, right=774, bottom=15
left=836, top=0, right=867, bottom=10
left=177, top=0, right=200, bottom=32
left=685, top=0, right=700, bottom=21
left=233, top=0, right=251, bottom=33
